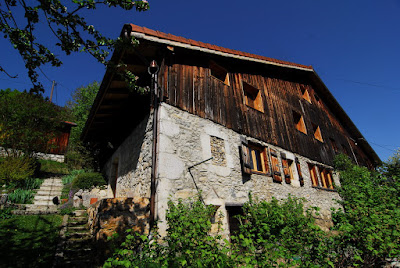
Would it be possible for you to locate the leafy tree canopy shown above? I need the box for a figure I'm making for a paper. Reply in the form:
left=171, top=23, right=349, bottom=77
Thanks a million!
left=0, top=0, right=149, bottom=93
left=66, top=81, right=99, bottom=146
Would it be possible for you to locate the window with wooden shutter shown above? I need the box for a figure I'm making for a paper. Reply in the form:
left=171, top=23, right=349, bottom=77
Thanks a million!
left=240, top=138, right=270, bottom=175
left=300, top=85, right=312, bottom=103
left=293, top=111, right=307, bottom=134
left=319, top=168, right=334, bottom=190
left=270, top=149, right=282, bottom=183
left=296, top=158, right=304, bottom=186
left=210, top=60, right=230, bottom=86
left=240, top=138, right=252, bottom=175
left=308, top=164, right=319, bottom=187
left=243, top=81, right=264, bottom=113
left=312, top=123, right=323, bottom=142
left=281, top=154, right=294, bottom=184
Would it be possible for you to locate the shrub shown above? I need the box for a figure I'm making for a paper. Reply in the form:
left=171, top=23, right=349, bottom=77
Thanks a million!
left=23, top=178, right=43, bottom=190
left=234, top=195, right=330, bottom=267
left=7, top=188, right=35, bottom=204
left=72, top=172, right=106, bottom=190
left=0, top=157, right=36, bottom=185
left=0, top=207, right=14, bottom=220
left=104, top=197, right=234, bottom=268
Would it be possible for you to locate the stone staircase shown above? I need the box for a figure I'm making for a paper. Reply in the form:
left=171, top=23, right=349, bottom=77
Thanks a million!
left=54, top=210, right=96, bottom=267
left=24, top=177, right=63, bottom=214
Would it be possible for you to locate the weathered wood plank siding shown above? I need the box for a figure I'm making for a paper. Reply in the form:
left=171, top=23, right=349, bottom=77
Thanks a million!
left=161, top=53, right=372, bottom=167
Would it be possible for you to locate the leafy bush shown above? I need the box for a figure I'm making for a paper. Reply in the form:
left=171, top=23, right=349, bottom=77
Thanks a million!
left=104, top=197, right=233, bottom=268
left=331, top=154, right=400, bottom=267
left=233, top=195, right=330, bottom=267
left=0, top=207, right=14, bottom=220
left=72, top=172, right=106, bottom=190
left=7, top=188, right=35, bottom=204
left=0, top=157, right=36, bottom=185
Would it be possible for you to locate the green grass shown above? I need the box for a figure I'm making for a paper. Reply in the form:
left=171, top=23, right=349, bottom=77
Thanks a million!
left=39, top=159, right=69, bottom=175
left=0, top=214, right=63, bottom=268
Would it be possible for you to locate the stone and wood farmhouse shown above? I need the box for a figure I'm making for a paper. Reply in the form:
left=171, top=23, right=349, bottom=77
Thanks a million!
left=82, top=24, right=380, bottom=236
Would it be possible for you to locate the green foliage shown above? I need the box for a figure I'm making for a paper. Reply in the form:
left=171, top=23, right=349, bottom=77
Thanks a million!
left=0, top=207, right=14, bottom=220
left=59, top=204, right=77, bottom=215
left=0, top=89, right=66, bottom=157
left=0, top=214, right=62, bottom=267
left=72, top=172, right=106, bottom=190
left=67, top=81, right=99, bottom=146
left=104, top=197, right=234, bottom=268
left=7, top=188, right=35, bottom=204
left=234, top=195, right=330, bottom=267
left=0, top=1, right=149, bottom=93
left=331, top=154, right=400, bottom=267
left=62, top=169, right=84, bottom=185
left=39, top=159, right=69, bottom=175
left=0, top=156, right=36, bottom=185
left=22, top=177, right=43, bottom=190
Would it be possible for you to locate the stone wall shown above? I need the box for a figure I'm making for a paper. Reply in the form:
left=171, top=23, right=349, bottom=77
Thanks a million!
left=0, top=147, right=65, bottom=162
left=102, top=113, right=153, bottom=199
left=155, top=103, right=342, bottom=236
left=87, top=197, right=150, bottom=262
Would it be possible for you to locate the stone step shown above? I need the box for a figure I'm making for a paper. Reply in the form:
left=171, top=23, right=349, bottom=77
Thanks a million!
left=68, top=225, right=87, bottom=232
left=32, top=200, right=59, bottom=206
left=66, top=232, right=92, bottom=239
left=33, top=195, right=60, bottom=201
left=57, top=259, right=94, bottom=268
left=39, top=185, right=64, bottom=191
left=41, top=182, right=63, bottom=186
left=73, top=210, right=87, bottom=217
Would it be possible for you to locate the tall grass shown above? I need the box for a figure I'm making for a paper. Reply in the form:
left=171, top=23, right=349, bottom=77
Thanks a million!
left=62, top=169, right=84, bottom=185
left=7, top=189, right=35, bottom=204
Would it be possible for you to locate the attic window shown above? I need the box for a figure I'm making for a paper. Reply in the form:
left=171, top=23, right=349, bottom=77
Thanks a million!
left=312, top=123, right=323, bottom=142
left=243, top=81, right=264, bottom=112
left=293, top=111, right=307, bottom=134
left=300, top=85, right=312, bottom=103
left=210, top=60, right=230, bottom=86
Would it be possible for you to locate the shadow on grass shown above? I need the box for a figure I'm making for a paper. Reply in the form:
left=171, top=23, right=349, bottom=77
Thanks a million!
left=0, top=215, right=62, bottom=268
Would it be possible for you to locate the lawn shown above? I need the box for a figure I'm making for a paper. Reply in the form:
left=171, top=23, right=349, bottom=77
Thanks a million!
left=0, top=214, right=63, bottom=268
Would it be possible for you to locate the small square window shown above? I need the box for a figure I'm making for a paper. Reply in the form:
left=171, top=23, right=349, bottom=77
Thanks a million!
left=210, top=60, right=230, bottom=86
left=293, top=111, right=307, bottom=134
left=312, top=123, right=323, bottom=142
left=300, top=85, right=312, bottom=103
left=243, top=81, right=264, bottom=113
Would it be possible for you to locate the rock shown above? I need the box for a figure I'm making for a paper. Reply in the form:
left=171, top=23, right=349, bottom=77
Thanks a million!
left=0, top=194, right=8, bottom=205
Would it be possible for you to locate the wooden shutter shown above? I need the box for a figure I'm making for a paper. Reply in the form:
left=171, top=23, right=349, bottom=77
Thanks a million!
left=308, top=164, right=319, bottom=187
left=240, top=137, right=252, bottom=175
left=296, top=158, right=304, bottom=186
left=281, top=154, right=291, bottom=184
left=270, top=149, right=282, bottom=183
left=262, top=149, right=270, bottom=175
left=326, top=170, right=334, bottom=189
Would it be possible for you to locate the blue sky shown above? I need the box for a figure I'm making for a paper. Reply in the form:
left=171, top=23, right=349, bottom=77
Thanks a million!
left=1, top=0, right=399, bottom=161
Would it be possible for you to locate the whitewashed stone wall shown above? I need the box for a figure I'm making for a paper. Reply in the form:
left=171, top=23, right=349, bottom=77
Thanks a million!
left=102, top=113, right=153, bottom=199
left=156, top=103, right=341, bottom=236
left=0, top=147, right=65, bottom=162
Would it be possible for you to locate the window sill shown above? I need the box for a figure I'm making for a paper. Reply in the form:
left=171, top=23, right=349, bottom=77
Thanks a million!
left=312, top=186, right=336, bottom=192
left=250, top=170, right=269, bottom=176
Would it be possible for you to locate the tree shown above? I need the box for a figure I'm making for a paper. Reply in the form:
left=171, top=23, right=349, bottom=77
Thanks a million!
left=0, top=0, right=149, bottom=93
left=0, top=88, right=67, bottom=157
left=332, top=154, right=400, bottom=267
left=64, top=81, right=99, bottom=170
left=67, top=81, right=99, bottom=146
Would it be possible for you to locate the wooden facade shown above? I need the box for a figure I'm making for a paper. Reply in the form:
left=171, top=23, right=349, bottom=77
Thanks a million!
left=158, top=49, right=374, bottom=167
left=83, top=24, right=379, bottom=168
